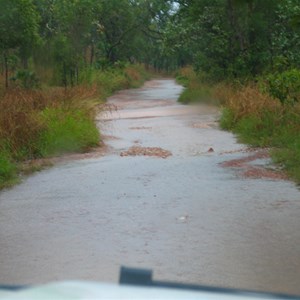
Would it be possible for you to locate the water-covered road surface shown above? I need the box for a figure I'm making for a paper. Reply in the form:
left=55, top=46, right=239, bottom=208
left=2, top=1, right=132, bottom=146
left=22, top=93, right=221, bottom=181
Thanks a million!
left=0, top=79, right=300, bottom=295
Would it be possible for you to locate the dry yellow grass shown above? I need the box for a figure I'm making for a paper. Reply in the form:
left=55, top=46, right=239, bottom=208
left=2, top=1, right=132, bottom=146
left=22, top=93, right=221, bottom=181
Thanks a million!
left=0, top=64, right=150, bottom=188
left=0, top=89, right=46, bottom=155
left=214, top=84, right=282, bottom=120
left=177, top=66, right=197, bottom=80
left=125, top=66, right=142, bottom=82
left=0, top=84, right=101, bottom=158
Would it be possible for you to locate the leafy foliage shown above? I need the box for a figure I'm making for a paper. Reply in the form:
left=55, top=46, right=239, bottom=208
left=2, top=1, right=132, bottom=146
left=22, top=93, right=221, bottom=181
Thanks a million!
left=0, top=64, right=149, bottom=188
left=12, top=69, right=40, bottom=89
left=0, top=0, right=175, bottom=88
left=165, top=0, right=300, bottom=81
left=265, top=69, right=300, bottom=104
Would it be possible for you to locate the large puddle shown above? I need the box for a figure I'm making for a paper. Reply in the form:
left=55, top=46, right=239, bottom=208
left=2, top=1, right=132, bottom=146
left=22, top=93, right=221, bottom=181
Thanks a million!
left=0, top=79, right=300, bottom=295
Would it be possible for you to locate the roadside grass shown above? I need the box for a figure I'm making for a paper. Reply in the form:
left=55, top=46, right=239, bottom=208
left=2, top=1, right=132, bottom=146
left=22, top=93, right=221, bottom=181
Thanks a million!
left=124, top=64, right=151, bottom=88
left=219, top=84, right=300, bottom=183
left=0, top=64, right=150, bottom=189
left=176, top=66, right=300, bottom=183
left=80, top=64, right=151, bottom=99
left=0, top=149, right=18, bottom=189
left=37, top=107, right=100, bottom=157
left=176, top=67, right=220, bottom=105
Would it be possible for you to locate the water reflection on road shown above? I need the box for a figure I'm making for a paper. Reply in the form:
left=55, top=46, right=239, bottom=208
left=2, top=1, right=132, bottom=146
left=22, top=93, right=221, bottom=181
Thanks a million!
left=0, top=79, right=300, bottom=295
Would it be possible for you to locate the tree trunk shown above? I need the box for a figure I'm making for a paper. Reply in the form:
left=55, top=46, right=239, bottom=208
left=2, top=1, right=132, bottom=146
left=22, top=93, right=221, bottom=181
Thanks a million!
left=90, top=44, right=94, bottom=65
left=22, top=57, right=28, bottom=69
left=1, top=55, right=4, bottom=75
left=76, top=66, right=79, bottom=85
left=70, top=69, right=74, bottom=87
left=227, top=0, right=246, bottom=52
left=62, top=62, right=67, bottom=88
left=4, top=53, right=8, bottom=89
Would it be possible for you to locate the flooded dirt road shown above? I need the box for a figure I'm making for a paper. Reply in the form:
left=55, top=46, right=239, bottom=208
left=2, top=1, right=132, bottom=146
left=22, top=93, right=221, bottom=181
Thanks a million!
left=1, top=79, right=300, bottom=295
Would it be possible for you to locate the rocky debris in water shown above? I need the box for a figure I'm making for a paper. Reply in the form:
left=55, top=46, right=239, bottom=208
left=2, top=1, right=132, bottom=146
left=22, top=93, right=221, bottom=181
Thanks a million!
left=242, top=167, right=288, bottom=180
left=192, top=122, right=211, bottom=129
left=191, top=121, right=219, bottom=129
left=129, top=126, right=152, bottom=130
left=220, top=149, right=288, bottom=180
left=221, top=150, right=269, bottom=168
left=219, top=147, right=251, bottom=155
left=102, top=135, right=121, bottom=140
left=208, top=147, right=214, bottom=153
left=120, top=146, right=172, bottom=159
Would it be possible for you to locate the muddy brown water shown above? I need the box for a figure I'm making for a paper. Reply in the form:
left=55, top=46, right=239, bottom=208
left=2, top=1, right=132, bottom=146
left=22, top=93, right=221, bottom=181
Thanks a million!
left=0, top=79, right=300, bottom=295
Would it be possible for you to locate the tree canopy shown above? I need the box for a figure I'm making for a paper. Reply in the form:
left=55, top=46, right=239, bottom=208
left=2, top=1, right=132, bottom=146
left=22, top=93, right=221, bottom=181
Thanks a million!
left=165, top=0, right=300, bottom=80
left=1, top=0, right=300, bottom=86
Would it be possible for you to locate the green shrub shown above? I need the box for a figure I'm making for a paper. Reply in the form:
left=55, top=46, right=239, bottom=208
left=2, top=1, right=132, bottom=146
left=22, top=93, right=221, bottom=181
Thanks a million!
left=265, top=69, right=300, bottom=104
left=124, top=64, right=150, bottom=88
left=0, top=149, right=17, bottom=187
left=219, top=81, right=300, bottom=183
left=232, top=112, right=300, bottom=182
left=176, top=66, right=196, bottom=87
left=0, top=64, right=150, bottom=189
left=220, top=108, right=236, bottom=130
left=38, top=107, right=100, bottom=156
left=176, top=67, right=217, bottom=105
left=178, top=84, right=214, bottom=104
left=11, top=69, right=40, bottom=89
left=234, top=111, right=278, bottom=147
left=272, top=135, right=300, bottom=181
left=80, top=64, right=150, bottom=99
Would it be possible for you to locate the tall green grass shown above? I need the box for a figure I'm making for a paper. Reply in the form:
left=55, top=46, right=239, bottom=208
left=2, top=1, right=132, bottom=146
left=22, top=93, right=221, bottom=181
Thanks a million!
left=80, top=64, right=150, bottom=100
left=38, top=108, right=100, bottom=156
left=0, top=149, right=17, bottom=189
left=176, top=67, right=219, bottom=105
left=0, top=64, right=150, bottom=189
left=219, top=84, right=300, bottom=183
left=177, top=66, right=300, bottom=183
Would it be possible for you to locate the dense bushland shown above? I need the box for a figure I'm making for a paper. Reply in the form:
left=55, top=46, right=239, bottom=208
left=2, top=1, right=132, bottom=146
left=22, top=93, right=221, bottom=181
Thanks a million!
left=219, top=83, right=300, bottom=182
left=176, top=67, right=218, bottom=105
left=0, top=0, right=175, bottom=91
left=0, top=64, right=150, bottom=189
left=177, top=66, right=300, bottom=183
left=167, top=1, right=300, bottom=81
left=1, top=0, right=162, bottom=188
left=171, top=1, right=300, bottom=183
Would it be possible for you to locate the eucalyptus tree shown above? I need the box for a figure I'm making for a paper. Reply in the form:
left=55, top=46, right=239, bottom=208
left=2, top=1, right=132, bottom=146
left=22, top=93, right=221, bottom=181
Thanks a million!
left=167, top=0, right=300, bottom=80
left=0, top=0, right=40, bottom=87
left=131, top=0, right=177, bottom=70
